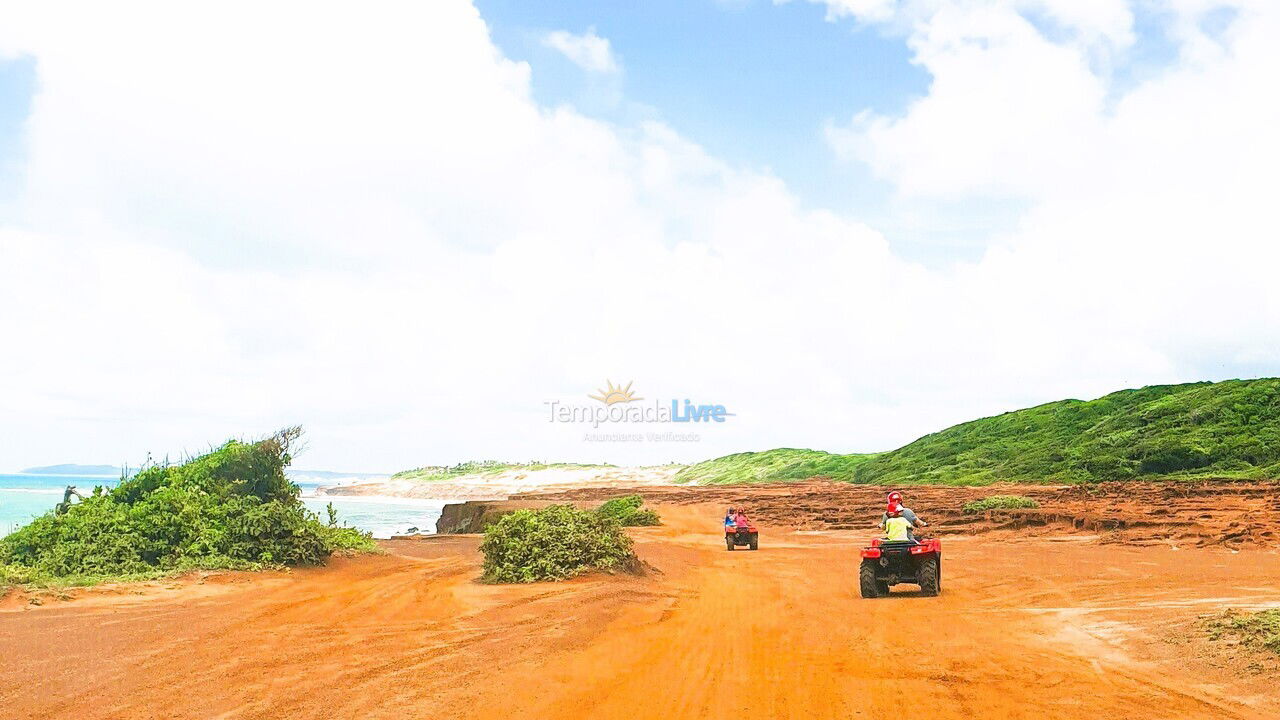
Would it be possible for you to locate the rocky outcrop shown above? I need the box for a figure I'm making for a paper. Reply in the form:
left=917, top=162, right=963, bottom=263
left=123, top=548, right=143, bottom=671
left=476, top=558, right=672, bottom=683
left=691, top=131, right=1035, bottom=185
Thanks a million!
left=435, top=500, right=557, bottom=534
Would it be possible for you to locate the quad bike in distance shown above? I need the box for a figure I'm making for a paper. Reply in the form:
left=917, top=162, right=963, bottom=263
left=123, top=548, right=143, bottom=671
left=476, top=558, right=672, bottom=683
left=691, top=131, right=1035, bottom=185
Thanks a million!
left=726, top=519, right=759, bottom=551
left=859, top=537, right=941, bottom=597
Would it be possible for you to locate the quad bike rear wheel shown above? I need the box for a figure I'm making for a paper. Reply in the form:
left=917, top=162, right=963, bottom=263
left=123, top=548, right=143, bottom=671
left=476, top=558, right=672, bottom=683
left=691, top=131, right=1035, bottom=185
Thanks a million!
left=858, top=561, right=882, bottom=598
left=917, top=557, right=939, bottom=596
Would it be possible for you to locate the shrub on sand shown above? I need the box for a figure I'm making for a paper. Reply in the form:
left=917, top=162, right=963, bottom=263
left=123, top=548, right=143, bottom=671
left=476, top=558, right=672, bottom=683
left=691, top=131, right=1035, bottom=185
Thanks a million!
left=596, top=495, right=661, bottom=526
left=480, top=505, right=639, bottom=583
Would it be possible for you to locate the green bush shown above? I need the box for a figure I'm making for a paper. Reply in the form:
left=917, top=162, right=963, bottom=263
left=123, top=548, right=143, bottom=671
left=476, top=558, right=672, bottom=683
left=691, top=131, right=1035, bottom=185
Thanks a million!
left=962, top=495, right=1040, bottom=514
left=596, top=495, right=661, bottom=526
left=0, top=427, right=375, bottom=583
left=318, top=524, right=380, bottom=555
left=479, top=505, right=639, bottom=583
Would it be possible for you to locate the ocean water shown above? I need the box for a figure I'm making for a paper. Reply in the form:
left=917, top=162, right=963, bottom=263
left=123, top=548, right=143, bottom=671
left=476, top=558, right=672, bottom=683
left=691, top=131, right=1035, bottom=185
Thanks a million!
left=0, top=473, right=448, bottom=540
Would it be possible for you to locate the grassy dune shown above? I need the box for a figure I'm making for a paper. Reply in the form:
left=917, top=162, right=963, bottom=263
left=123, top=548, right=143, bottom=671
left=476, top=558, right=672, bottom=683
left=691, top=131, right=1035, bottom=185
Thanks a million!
left=674, top=448, right=879, bottom=484
left=681, top=379, right=1280, bottom=485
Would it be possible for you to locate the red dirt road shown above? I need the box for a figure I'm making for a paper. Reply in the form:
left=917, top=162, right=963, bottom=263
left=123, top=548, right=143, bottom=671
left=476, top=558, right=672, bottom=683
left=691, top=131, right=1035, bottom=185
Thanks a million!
left=3, top=487, right=1280, bottom=719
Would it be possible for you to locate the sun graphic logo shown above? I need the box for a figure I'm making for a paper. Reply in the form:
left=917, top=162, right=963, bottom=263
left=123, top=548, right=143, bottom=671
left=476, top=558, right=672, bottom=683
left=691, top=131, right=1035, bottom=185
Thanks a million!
left=589, top=380, right=642, bottom=405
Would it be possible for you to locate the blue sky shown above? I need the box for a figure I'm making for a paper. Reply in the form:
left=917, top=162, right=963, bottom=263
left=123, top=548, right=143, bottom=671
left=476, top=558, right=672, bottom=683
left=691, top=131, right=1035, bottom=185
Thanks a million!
left=477, top=0, right=926, bottom=214
left=474, top=0, right=1022, bottom=264
left=0, top=55, right=34, bottom=201
left=467, top=0, right=1196, bottom=263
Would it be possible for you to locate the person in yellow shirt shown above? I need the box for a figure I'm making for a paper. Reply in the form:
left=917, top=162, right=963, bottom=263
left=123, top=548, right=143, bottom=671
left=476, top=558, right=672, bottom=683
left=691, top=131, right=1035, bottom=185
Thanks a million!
left=881, top=491, right=927, bottom=531
left=881, top=503, right=916, bottom=542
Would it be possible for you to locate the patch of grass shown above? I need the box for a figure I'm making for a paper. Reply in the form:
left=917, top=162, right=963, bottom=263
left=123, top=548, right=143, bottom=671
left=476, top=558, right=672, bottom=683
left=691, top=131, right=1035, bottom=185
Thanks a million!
left=0, top=427, right=376, bottom=586
left=596, top=495, right=660, bottom=526
left=1, top=562, right=249, bottom=591
left=1206, top=609, right=1280, bottom=654
left=392, top=461, right=616, bottom=482
left=479, top=505, right=639, bottom=583
left=1, top=563, right=49, bottom=594
left=674, top=448, right=879, bottom=485
left=962, top=495, right=1040, bottom=514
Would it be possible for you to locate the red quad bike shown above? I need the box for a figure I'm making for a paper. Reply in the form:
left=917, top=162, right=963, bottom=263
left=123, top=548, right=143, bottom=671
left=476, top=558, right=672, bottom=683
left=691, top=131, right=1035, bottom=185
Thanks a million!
left=859, top=537, right=941, bottom=597
left=725, top=520, right=759, bottom=551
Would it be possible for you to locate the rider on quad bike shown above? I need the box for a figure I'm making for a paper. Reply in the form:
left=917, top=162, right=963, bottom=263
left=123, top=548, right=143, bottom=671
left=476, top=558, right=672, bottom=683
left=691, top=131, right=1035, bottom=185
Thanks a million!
left=861, top=501, right=942, bottom=597
left=879, top=491, right=927, bottom=540
left=882, top=503, right=913, bottom=541
left=725, top=508, right=759, bottom=551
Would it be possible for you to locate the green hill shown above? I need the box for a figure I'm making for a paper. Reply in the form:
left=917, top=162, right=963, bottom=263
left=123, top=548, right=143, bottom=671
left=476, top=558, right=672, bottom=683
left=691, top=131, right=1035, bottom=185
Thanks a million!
left=674, top=448, right=879, bottom=484
left=681, top=379, right=1280, bottom=485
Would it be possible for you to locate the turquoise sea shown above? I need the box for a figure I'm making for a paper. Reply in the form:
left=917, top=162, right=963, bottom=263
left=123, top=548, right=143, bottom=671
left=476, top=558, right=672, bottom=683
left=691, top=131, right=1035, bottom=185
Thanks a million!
left=0, top=473, right=448, bottom=539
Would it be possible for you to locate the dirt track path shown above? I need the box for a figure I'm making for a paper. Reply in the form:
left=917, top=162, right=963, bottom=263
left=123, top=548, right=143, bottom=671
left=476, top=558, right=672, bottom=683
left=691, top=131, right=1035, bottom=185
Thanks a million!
left=3, top=501, right=1279, bottom=719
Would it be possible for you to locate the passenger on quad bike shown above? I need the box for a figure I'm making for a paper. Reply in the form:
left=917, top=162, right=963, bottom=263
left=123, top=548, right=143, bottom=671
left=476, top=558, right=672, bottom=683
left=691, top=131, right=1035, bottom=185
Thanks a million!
left=860, top=510, right=942, bottom=597
left=882, top=504, right=914, bottom=541
left=724, top=507, right=736, bottom=527
left=725, top=508, right=759, bottom=550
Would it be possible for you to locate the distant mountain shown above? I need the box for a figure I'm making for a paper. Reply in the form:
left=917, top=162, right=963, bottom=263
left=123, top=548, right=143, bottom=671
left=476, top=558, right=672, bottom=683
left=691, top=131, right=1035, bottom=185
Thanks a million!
left=287, top=469, right=391, bottom=481
left=20, top=464, right=123, bottom=476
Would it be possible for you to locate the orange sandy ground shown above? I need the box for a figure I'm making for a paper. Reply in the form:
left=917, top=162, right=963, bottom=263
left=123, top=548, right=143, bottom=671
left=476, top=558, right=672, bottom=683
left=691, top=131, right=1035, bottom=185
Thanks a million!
left=3, top=485, right=1280, bottom=720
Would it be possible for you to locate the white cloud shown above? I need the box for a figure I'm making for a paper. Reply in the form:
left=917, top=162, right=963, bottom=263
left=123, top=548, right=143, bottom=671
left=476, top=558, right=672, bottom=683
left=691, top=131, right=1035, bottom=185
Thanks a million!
left=822, top=0, right=1280, bottom=376
left=0, top=0, right=1276, bottom=472
left=542, top=27, right=620, bottom=74
left=813, top=0, right=1135, bottom=43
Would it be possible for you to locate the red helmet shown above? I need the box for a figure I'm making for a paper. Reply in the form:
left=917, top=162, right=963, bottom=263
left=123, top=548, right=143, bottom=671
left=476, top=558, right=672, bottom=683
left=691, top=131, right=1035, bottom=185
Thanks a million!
left=886, top=502, right=903, bottom=516
left=887, top=491, right=903, bottom=504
